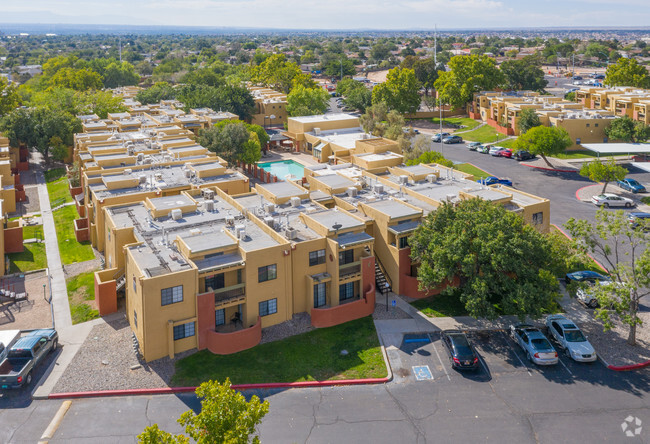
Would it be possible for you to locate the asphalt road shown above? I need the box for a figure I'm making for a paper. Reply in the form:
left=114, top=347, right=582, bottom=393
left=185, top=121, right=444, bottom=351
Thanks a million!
left=3, top=329, right=649, bottom=443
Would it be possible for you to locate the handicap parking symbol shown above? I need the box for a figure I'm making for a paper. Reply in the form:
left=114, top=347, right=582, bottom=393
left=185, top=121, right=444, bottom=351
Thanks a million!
left=412, top=365, right=433, bottom=381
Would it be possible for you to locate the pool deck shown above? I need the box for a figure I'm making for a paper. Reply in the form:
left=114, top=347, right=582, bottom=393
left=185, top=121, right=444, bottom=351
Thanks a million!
left=259, top=149, right=320, bottom=167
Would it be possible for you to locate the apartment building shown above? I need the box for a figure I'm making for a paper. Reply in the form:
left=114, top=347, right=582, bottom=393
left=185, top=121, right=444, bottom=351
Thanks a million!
left=249, top=87, right=288, bottom=128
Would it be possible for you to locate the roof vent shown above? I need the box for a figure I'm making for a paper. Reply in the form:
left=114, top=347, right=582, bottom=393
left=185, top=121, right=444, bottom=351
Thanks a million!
left=426, top=174, right=436, bottom=183
left=290, top=196, right=301, bottom=207
left=171, top=208, right=182, bottom=220
left=347, top=187, right=358, bottom=197
left=204, top=199, right=215, bottom=212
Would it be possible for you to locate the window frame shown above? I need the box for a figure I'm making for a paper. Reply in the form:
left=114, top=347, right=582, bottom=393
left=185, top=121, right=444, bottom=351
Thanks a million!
left=258, top=264, right=277, bottom=283
left=161, top=285, right=183, bottom=306
left=309, top=249, right=326, bottom=266
left=173, top=322, right=195, bottom=341
left=259, top=298, right=278, bottom=316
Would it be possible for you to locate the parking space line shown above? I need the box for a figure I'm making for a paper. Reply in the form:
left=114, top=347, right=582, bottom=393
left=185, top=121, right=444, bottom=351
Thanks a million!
left=502, top=332, right=532, bottom=376
left=428, top=334, right=451, bottom=381
left=557, top=356, right=574, bottom=376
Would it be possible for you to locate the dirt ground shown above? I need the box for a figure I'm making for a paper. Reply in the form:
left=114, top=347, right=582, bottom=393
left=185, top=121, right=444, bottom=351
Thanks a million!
left=366, top=70, right=388, bottom=84
left=0, top=271, right=53, bottom=330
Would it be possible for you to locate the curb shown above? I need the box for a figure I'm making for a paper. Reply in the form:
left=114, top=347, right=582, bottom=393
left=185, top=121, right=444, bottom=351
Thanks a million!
left=575, top=185, right=593, bottom=202
left=47, top=377, right=392, bottom=400
left=521, top=163, right=577, bottom=173
left=607, top=360, right=650, bottom=371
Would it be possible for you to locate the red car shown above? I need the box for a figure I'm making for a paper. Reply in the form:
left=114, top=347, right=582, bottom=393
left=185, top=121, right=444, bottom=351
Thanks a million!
left=497, top=148, right=513, bottom=158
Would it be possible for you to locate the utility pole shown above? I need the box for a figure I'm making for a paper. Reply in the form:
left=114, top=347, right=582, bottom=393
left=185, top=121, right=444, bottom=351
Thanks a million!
left=435, top=25, right=443, bottom=155
left=340, top=57, right=343, bottom=81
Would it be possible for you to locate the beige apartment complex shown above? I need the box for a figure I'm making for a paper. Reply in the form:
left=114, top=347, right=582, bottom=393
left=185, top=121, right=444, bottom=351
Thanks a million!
left=249, top=87, right=288, bottom=128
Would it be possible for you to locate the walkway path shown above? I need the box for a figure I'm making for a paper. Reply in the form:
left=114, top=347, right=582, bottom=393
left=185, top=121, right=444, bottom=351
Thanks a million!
left=34, top=168, right=71, bottom=329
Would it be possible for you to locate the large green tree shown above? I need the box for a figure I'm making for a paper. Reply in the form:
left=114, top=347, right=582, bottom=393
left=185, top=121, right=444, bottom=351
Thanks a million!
left=371, top=66, right=421, bottom=114
left=176, top=84, right=255, bottom=121
left=198, top=120, right=265, bottom=166
left=434, top=55, right=505, bottom=109
left=516, top=108, right=542, bottom=134
left=135, top=82, right=177, bottom=105
left=138, top=379, right=269, bottom=444
left=604, top=116, right=650, bottom=143
left=515, top=126, right=572, bottom=168
left=286, top=85, right=330, bottom=117
left=579, top=159, right=628, bottom=194
left=0, top=77, right=19, bottom=117
left=411, top=58, right=443, bottom=97
left=500, top=55, right=548, bottom=92
left=566, top=209, right=650, bottom=345
left=409, top=198, right=560, bottom=320
left=604, top=58, right=650, bottom=88
left=249, top=54, right=302, bottom=93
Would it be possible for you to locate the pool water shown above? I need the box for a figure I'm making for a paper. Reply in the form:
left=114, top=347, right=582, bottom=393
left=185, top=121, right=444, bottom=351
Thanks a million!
left=257, top=160, right=305, bottom=180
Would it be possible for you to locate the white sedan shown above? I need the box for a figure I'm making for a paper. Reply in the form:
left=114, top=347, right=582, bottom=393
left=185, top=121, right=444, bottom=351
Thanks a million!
left=591, top=194, right=634, bottom=208
left=545, top=315, right=597, bottom=362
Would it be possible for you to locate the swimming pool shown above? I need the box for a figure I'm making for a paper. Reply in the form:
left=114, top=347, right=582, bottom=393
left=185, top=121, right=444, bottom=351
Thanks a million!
left=257, top=160, right=305, bottom=181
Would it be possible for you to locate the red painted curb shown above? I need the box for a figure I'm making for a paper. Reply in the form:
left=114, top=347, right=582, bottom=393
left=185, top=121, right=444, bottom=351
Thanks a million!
left=575, top=185, right=593, bottom=201
left=521, top=163, right=577, bottom=173
left=608, top=361, right=650, bottom=371
left=551, top=224, right=607, bottom=273
left=47, top=377, right=391, bottom=400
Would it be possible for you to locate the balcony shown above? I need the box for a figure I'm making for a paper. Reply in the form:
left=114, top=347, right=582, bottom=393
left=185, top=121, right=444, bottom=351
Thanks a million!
left=339, top=261, right=361, bottom=280
left=213, top=283, right=246, bottom=307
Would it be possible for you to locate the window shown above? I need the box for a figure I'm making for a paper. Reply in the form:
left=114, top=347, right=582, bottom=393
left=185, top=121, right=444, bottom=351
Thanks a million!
left=133, top=310, right=137, bottom=328
left=173, top=322, right=195, bottom=340
left=205, top=274, right=225, bottom=291
left=594, top=123, right=599, bottom=127
left=586, top=123, right=590, bottom=127
left=161, top=285, right=183, bottom=306
left=237, top=269, right=242, bottom=284
left=215, top=309, right=225, bottom=327
left=108, top=231, right=111, bottom=241
left=532, top=212, right=543, bottom=225
left=314, top=283, right=326, bottom=308
left=259, top=298, right=277, bottom=316
left=309, top=249, right=326, bottom=266
left=132, top=277, right=137, bottom=292
left=576, top=138, right=581, bottom=145
left=339, top=282, right=354, bottom=302
left=398, top=236, right=409, bottom=249
left=339, top=250, right=354, bottom=265
left=258, top=264, right=277, bottom=283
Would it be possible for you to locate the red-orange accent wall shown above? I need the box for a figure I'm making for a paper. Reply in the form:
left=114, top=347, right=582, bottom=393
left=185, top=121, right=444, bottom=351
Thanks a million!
left=95, top=274, right=117, bottom=316
left=4, top=226, right=24, bottom=253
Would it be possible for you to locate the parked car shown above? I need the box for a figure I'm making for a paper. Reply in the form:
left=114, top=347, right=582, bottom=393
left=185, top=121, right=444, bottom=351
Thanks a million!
left=497, top=148, right=513, bottom=158
left=510, top=324, right=558, bottom=365
left=628, top=212, right=650, bottom=230
left=545, top=315, right=597, bottom=362
left=576, top=280, right=619, bottom=308
left=594, top=74, right=605, bottom=80
left=476, top=144, right=491, bottom=154
left=442, top=135, right=463, bottom=144
left=0, top=329, right=58, bottom=389
left=479, top=176, right=513, bottom=187
left=617, top=178, right=647, bottom=194
left=431, top=132, right=450, bottom=142
left=565, top=270, right=611, bottom=285
left=467, top=142, right=482, bottom=150
left=0, top=330, right=20, bottom=363
left=489, top=145, right=505, bottom=156
left=513, top=150, right=535, bottom=161
left=572, top=75, right=583, bottom=80
left=441, top=331, right=479, bottom=370
left=591, top=194, right=634, bottom=208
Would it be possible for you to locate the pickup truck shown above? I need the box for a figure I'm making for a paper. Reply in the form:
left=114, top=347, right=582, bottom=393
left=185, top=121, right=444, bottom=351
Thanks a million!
left=0, top=329, right=58, bottom=389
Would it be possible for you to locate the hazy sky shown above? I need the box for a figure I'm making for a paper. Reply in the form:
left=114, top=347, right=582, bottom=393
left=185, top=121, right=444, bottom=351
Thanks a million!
left=1, top=0, right=650, bottom=29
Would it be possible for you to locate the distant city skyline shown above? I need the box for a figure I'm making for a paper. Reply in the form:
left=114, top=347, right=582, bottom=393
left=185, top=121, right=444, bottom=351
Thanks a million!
left=1, top=0, right=650, bottom=30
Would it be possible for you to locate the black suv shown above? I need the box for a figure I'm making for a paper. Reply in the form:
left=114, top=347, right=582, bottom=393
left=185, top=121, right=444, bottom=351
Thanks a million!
left=513, top=150, right=535, bottom=161
left=441, top=331, right=479, bottom=370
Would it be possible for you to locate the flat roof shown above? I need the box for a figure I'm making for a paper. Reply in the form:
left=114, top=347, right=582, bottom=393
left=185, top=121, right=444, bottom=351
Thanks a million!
left=581, top=143, right=650, bottom=154
left=312, top=174, right=357, bottom=189
left=257, top=181, right=306, bottom=199
left=308, top=209, right=364, bottom=232
left=290, top=113, right=359, bottom=124
left=354, top=152, right=402, bottom=162
left=364, top=199, right=422, bottom=219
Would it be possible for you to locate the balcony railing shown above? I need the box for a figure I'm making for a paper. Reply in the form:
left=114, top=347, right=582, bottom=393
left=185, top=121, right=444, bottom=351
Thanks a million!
left=339, top=261, right=361, bottom=280
left=199, top=283, right=246, bottom=308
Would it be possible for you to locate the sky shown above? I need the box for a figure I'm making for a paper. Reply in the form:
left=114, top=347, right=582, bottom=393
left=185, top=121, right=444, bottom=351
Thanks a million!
left=1, top=0, right=650, bottom=30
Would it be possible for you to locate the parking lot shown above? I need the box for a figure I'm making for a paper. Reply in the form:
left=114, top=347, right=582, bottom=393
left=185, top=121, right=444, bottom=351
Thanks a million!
left=393, top=329, right=608, bottom=386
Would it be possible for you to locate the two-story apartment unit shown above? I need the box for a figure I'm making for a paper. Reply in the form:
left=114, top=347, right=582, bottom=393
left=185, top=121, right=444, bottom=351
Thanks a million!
left=249, top=87, right=288, bottom=128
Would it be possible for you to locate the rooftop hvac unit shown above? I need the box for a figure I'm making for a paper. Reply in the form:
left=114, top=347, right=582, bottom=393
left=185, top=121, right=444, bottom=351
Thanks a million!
left=264, top=216, right=275, bottom=228
left=185, top=169, right=192, bottom=178
left=137, top=153, right=144, bottom=162
left=347, top=187, right=358, bottom=197
left=203, top=189, right=215, bottom=200
left=127, top=148, right=135, bottom=156
left=154, top=172, right=163, bottom=181
left=373, top=183, right=384, bottom=194
left=399, top=175, right=408, bottom=185
left=189, top=228, right=202, bottom=236
left=426, top=174, right=437, bottom=183
left=171, top=208, right=182, bottom=220
left=446, top=194, right=456, bottom=202
left=313, top=127, right=321, bottom=135
left=163, top=155, right=172, bottom=162
left=285, top=228, right=298, bottom=240
left=124, top=168, right=132, bottom=175
left=235, top=224, right=246, bottom=239
left=143, top=156, right=153, bottom=165
left=138, top=174, right=147, bottom=184
left=226, top=216, right=235, bottom=226
left=265, top=203, right=276, bottom=213
left=290, top=196, right=301, bottom=207
left=204, top=199, right=215, bottom=212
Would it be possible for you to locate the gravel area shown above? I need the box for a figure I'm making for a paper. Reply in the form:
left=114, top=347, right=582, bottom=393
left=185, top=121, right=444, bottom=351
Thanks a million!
left=372, top=301, right=411, bottom=320
left=53, top=314, right=185, bottom=392
left=260, top=312, right=313, bottom=344
left=0, top=271, right=53, bottom=330
left=63, top=257, right=102, bottom=279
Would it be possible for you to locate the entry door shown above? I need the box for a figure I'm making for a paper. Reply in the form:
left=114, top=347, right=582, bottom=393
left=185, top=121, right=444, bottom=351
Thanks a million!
left=314, top=283, right=326, bottom=308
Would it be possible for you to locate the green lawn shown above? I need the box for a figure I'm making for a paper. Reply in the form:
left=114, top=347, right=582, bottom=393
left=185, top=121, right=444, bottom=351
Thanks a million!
left=457, top=125, right=508, bottom=143
left=171, top=316, right=386, bottom=386
left=7, top=243, right=47, bottom=273
left=44, top=168, right=66, bottom=182
left=47, top=177, right=73, bottom=207
left=22, top=224, right=44, bottom=241
left=454, top=163, right=491, bottom=181
left=412, top=291, right=469, bottom=317
left=497, top=138, right=518, bottom=149
left=641, top=196, right=650, bottom=205
left=67, top=270, right=100, bottom=324
left=430, top=117, right=481, bottom=132
left=52, top=205, right=95, bottom=265
left=554, top=151, right=597, bottom=160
